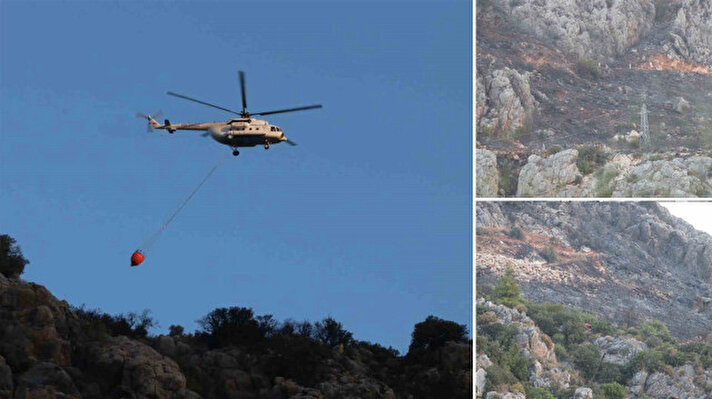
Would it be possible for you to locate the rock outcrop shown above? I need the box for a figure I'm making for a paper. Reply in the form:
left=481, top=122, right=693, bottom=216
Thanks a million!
left=611, top=156, right=712, bottom=197
left=593, top=336, right=647, bottom=365
left=483, top=0, right=656, bottom=60
left=478, top=299, right=571, bottom=391
left=478, top=68, right=537, bottom=138
left=516, top=150, right=579, bottom=197
left=668, top=0, right=712, bottom=67
left=477, top=148, right=500, bottom=197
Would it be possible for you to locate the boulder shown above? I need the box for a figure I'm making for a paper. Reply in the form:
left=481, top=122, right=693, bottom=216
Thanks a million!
left=573, top=387, right=593, bottom=399
left=477, top=149, right=499, bottom=197
left=84, top=336, right=187, bottom=399
left=516, top=149, right=580, bottom=197
left=594, top=336, right=647, bottom=365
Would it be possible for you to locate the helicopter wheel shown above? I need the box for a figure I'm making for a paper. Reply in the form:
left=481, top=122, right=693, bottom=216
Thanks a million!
left=264, top=142, right=270, bottom=150
left=232, top=150, right=240, bottom=157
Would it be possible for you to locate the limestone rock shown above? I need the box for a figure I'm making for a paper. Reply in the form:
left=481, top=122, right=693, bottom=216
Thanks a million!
left=674, top=96, right=690, bottom=114
left=594, top=336, right=647, bottom=365
left=478, top=67, right=537, bottom=138
left=485, top=392, right=526, bottom=399
left=477, top=149, right=499, bottom=197
left=573, top=387, right=593, bottom=399
left=669, top=0, right=712, bottom=67
left=476, top=367, right=487, bottom=398
left=484, top=0, right=655, bottom=60
left=516, top=149, right=579, bottom=197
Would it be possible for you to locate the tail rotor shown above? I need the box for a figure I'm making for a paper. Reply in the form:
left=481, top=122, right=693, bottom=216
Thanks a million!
left=136, top=110, right=163, bottom=133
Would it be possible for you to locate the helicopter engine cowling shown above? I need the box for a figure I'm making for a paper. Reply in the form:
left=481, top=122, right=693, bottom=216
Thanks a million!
left=207, top=126, right=227, bottom=143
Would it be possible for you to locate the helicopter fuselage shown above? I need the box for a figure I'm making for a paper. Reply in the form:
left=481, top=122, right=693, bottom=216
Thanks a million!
left=158, top=118, right=287, bottom=148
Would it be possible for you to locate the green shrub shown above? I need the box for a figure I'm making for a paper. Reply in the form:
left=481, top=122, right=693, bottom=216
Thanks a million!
left=576, top=145, right=607, bottom=175
left=548, top=145, right=563, bottom=155
left=601, top=382, right=626, bottom=399
left=527, top=387, right=556, bottom=399
left=477, top=312, right=498, bottom=325
left=485, top=364, right=517, bottom=391
left=540, top=247, right=559, bottom=263
left=641, top=320, right=674, bottom=345
left=628, top=349, right=665, bottom=373
left=576, top=57, right=603, bottom=78
left=506, top=227, right=525, bottom=239
left=505, top=346, right=530, bottom=381
left=595, top=168, right=618, bottom=197
left=572, top=344, right=601, bottom=380
left=598, top=362, right=624, bottom=384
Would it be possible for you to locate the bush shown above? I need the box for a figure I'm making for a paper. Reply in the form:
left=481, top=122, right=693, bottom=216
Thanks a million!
left=641, top=320, right=674, bottom=345
left=505, top=346, right=530, bottom=380
left=409, top=315, right=468, bottom=353
left=576, top=56, right=602, bottom=78
left=572, top=344, right=601, bottom=380
left=168, top=325, right=185, bottom=337
left=492, top=267, right=522, bottom=307
left=0, top=234, right=29, bottom=279
left=598, top=362, right=624, bottom=384
left=73, top=306, right=157, bottom=339
left=506, top=227, right=525, bottom=240
left=540, top=247, right=559, bottom=263
left=601, top=382, right=626, bottom=399
left=485, top=364, right=517, bottom=391
left=628, top=349, right=665, bottom=373
left=197, top=306, right=262, bottom=347
left=576, top=145, right=607, bottom=175
left=547, top=145, right=563, bottom=155
left=527, top=387, right=556, bottom=399
left=314, top=317, right=353, bottom=347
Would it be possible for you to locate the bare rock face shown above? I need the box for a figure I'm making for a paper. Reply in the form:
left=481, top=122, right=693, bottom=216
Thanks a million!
left=642, top=364, right=709, bottom=399
left=83, top=336, right=187, bottom=399
left=484, top=0, right=655, bottom=60
left=478, top=68, right=537, bottom=138
left=15, top=361, right=80, bottom=399
left=485, top=392, right=526, bottom=399
left=477, top=149, right=499, bottom=197
left=0, top=356, right=12, bottom=398
left=668, top=0, right=712, bottom=67
left=593, top=336, right=647, bottom=365
left=516, top=149, right=580, bottom=197
left=612, top=157, right=712, bottom=197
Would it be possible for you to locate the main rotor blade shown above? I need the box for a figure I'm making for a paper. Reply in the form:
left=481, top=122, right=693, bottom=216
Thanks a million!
left=239, top=71, right=247, bottom=114
left=252, top=104, right=323, bottom=116
left=167, top=91, right=241, bottom=115
left=286, top=139, right=297, bottom=146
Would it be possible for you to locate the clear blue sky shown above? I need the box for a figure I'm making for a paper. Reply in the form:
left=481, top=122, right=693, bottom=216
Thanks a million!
left=0, top=0, right=472, bottom=352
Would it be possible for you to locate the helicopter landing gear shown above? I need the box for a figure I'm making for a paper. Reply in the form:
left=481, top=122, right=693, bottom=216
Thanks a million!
left=264, top=142, right=270, bottom=150
left=232, top=149, right=240, bottom=157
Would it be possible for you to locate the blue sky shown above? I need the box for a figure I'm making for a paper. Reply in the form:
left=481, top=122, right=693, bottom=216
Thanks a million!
left=0, top=0, right=472, bottom=352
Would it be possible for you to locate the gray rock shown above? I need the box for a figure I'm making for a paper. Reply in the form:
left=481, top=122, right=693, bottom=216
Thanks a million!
left=476, top=368, right=487, bottom=398
left=16, top=361, right=79, bottom=397
left=674, top=96, right=691, bottom=114
left=669, top=0, right=712, bottom=67
left=484, top=0, right=655, bottom=60
left=573, top=387, right=593, bottom=399
left=594, top=336, right=647, bottom=365
left=478, top=67, right=537, bottom=138
left=516, top=149, right=580, bottom=197
left=477, top=149, right=499, bottom=197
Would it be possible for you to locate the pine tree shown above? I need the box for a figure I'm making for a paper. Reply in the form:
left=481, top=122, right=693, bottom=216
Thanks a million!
left=492, top=267, right=521, bottom=307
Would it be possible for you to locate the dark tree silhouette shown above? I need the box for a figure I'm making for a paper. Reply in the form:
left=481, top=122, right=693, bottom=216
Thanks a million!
left=198, top=306, right=262, bottom=347
left=314, top=317, right=353, bottom=347
left=408, top=315, right=468, bottom=353
left=0, top=234, right=29, bottom=279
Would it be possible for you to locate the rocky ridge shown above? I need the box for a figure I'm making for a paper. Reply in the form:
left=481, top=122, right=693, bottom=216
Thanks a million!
left=0, top=270, right=471, bottom=398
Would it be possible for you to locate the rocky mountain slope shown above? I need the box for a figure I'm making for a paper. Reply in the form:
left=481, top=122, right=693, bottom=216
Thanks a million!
left=0, top=235, right=471, bottom=399
left=477, top=297, right=712, bottom=399
left=476, top=201, right=712, bottom=338
left=476, top=0, right=712, bottom=197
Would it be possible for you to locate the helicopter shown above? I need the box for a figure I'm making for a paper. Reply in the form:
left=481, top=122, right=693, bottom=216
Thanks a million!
left=137, top=71, right=322, bottom=156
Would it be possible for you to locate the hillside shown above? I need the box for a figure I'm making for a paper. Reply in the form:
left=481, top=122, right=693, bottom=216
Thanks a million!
left=0, top=235, right=471, bottom=399
left=476, top=202, right=712, bottom=339
left=476, top=0, right=712, bottom=197
left=477, top=295, right=712, bottom=399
